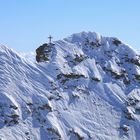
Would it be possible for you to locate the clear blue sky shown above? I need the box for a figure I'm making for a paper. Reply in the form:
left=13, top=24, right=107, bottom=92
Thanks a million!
left=0, top=0, right=140, bottom=52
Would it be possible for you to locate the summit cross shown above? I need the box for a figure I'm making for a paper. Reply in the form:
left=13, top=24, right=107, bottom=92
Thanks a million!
left=48, top=35, right=53, bottom=44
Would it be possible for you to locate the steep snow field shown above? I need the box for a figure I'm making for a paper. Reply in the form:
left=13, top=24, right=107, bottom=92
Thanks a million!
left=0, top=32, right=140, bottom=140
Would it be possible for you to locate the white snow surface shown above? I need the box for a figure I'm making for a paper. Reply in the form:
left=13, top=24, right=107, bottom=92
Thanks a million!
left=0, top=32, right=140, bottom=140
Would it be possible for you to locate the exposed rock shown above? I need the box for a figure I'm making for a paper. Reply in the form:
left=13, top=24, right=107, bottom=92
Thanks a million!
left=112, top=38, right=122, bottom=46
left=36, top=43, right=54, bottom=62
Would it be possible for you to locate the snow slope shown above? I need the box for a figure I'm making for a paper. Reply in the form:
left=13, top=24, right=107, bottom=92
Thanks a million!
left=0, top=31, right=140, bottom=140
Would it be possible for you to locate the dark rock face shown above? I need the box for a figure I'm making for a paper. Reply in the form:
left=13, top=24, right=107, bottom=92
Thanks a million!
left=36, top=43, right=54, bottom=62
left=112, top=38, right=122, bottom=46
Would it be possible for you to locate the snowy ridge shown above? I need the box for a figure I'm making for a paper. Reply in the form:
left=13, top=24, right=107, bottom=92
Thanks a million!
left=0, top=32, right=140, bottom=140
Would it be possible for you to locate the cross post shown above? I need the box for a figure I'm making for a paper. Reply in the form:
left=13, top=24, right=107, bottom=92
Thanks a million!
left=48, top=35, right=53, bottom=44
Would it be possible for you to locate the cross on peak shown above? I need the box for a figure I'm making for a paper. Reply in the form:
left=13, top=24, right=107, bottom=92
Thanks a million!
left=48, top=35, right=53, bottom=44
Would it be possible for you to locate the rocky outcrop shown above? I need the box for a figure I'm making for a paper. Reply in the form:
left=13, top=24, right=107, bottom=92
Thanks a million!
left=36, top=43, right=54, bottom=62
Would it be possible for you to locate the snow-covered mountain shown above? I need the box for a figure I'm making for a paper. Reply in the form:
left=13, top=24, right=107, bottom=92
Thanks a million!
left=0, top=31, right=140, bottom=140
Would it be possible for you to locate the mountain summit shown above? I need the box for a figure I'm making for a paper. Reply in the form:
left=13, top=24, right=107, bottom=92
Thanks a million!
left=0, top=32, right=140, bottom=140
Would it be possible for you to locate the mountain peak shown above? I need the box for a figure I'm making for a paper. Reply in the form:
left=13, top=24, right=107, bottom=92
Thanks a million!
left=1, top=32, right=140, bottom=140
left=64, top=31, right=101, bottom=44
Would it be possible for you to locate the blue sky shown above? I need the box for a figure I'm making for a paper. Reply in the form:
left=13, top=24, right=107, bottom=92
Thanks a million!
left=0, top=0, right=140, bottom=52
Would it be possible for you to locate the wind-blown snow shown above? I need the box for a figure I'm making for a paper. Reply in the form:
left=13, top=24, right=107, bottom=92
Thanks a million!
left=0, top=32, right=140, bottom=140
